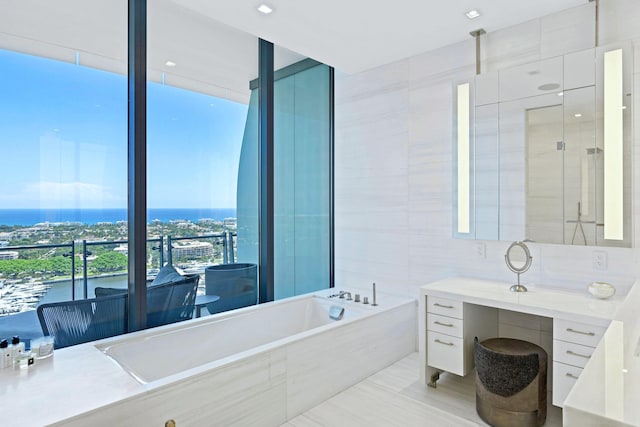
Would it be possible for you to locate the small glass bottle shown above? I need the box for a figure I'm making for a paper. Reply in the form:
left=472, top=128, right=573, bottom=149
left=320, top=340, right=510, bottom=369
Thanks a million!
left=0, top=339, right=10, bottom=369
left=18, top=351, right=34, bottom=369
left=10, top=336, right=25, bottom=366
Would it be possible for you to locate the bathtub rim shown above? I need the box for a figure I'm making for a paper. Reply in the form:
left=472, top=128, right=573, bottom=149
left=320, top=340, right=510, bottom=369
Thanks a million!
left=96, top=289, right=416, bottom=387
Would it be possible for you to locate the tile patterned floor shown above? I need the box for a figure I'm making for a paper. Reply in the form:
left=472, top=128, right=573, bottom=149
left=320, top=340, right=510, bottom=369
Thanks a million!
left=283, top=352, right=562, bottom=426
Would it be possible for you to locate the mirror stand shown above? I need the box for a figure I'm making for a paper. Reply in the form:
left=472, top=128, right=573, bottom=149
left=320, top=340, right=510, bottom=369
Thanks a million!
left=510, top=275, right=528, bottom=293
left=504, top=241, right=533, bottom=293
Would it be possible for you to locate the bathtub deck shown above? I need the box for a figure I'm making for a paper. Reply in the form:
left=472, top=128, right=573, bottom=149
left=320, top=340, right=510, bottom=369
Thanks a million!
left=283, top=352, right=563, bottom=427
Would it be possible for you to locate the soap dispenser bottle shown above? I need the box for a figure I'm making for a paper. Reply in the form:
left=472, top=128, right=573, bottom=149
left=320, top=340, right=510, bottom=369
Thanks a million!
left=0, top=339, right=10, bottom=369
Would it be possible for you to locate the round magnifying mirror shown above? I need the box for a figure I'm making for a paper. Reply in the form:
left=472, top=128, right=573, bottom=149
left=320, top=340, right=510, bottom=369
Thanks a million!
left=505, top=241, right=532, bottom=292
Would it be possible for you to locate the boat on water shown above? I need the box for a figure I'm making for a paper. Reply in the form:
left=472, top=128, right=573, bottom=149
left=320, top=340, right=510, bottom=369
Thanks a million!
left=0, top=281, right=48, bottom=317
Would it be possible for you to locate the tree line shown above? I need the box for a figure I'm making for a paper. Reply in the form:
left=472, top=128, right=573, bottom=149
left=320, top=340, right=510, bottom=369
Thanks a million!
left=0, top=252, right=128, bottom=279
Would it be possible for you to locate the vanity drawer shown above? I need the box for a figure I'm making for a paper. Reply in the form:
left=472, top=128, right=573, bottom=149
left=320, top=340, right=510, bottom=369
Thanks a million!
left=427, top=296, right=463, bottom=319
left=554, top=318, right=607, bottom=347
left=552, top=361, right=583, bottom=407
left=427, top=331, right=464, bottom=375
left=553, top=340, right=595, bottom=369
left=427, top=313, right=463, bottom=337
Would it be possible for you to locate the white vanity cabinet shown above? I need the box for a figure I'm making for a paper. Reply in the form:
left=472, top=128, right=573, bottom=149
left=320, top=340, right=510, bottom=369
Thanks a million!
left=420, top=278, right=620, bottom=402
left=426, top=296, right=497, bottom=376
left=552, top=318, right=608, bottom=407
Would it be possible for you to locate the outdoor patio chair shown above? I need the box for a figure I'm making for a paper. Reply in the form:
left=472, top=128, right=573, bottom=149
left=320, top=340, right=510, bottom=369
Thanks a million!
left=146, top=274, right=199, bottom=328
left=94, top=273, right=200, bottom=329
left=37, top=293, right=128, bottom=349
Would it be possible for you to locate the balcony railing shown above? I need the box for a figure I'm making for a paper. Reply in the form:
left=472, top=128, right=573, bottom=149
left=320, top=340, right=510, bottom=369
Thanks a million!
left=0, top=232, right=237, bottom=317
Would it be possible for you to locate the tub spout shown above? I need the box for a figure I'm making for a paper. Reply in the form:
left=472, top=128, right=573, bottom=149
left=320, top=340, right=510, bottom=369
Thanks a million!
left=338, top=291, right=352, bottom=301
left=329, top=305, right=345, bottom=320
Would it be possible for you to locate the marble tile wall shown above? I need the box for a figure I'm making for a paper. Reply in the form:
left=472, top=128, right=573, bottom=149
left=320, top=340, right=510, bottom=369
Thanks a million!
left=335, top=1, right=640, bottom=299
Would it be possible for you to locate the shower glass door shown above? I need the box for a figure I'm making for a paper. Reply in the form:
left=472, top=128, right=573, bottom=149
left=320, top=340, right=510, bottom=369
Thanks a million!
left=524, top=86, right=598, bottom=245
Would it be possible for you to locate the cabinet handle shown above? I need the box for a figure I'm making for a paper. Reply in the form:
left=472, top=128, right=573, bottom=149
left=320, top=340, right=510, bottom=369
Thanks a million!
left=566, top=328, right=595, bottom=336
left=434, top=303, right=454, bottom=309
left=566, top=350, right=591, bottom=359
left=434, top=339, right=454, bottom=346
left=434, top=321, right=454, bottom=327
left=565, top=372, right=580, bottom=380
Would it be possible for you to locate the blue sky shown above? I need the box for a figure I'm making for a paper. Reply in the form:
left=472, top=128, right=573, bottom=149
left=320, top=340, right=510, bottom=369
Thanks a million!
left=0, top=49, right=248, bottom=209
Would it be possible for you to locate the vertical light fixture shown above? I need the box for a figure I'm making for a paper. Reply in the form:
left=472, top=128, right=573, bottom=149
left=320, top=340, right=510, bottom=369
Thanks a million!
left=603, top=48, right=623, bottom=240
left=457, top=83, right=470, bottom=234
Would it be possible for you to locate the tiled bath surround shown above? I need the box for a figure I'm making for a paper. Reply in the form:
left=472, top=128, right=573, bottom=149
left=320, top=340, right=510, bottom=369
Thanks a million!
left=335, top=0, right=640, bottom=299
left=41, top=294, right=416, bottom=426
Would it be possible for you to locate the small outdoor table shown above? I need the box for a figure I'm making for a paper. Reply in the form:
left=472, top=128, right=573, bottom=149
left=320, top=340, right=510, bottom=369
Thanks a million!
left=194, top=294, right=220, bottom=318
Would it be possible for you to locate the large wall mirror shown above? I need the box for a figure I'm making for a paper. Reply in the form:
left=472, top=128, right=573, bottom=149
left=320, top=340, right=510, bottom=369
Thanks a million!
left=454, top=42, right=633, bottom=247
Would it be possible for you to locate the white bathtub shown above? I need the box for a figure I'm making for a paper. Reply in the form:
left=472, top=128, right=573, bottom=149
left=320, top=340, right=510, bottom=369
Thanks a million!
left=99, top=295, right=366, bottom=384
left=63, top=290, right=416, bottom=426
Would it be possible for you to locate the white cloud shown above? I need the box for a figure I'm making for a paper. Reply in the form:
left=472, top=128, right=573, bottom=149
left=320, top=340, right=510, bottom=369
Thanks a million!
left=1, top=181, right=126, bottom=208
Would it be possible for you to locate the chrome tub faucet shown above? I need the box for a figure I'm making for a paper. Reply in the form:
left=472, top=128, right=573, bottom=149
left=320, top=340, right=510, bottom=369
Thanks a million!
left=338, top=291, right=352, bottom=301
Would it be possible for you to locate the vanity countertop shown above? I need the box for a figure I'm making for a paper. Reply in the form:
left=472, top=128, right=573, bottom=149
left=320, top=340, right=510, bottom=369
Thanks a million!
left=420, top=277, right=622, bottom=324
left=563, top=278, right=640, bottom=426
left=0, top=339, right=142, bottom=425
left=420, top=276, right=639, bottom=426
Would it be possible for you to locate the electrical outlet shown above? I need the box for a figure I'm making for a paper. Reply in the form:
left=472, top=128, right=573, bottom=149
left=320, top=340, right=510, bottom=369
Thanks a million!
left=475, top=242, right=486, bottom=259
left=593, top=250, right=608, bottom=270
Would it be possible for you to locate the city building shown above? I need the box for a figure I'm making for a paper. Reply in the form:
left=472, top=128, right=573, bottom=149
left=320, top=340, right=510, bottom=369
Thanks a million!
left=223, top=218, right=237, bottom=229
left=114, top=245, right=128, bottom=256
left=171, top=241, right=214, bottom=259
left=0, top=251, right=19, bottom=260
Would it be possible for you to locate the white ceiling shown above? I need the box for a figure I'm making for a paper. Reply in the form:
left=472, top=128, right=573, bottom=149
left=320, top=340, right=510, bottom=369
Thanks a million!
left=0, top=0, right=302, bottom=104
left=0, top=0, right=590, bottom=103
left=171, top=0, right=589, bottom=74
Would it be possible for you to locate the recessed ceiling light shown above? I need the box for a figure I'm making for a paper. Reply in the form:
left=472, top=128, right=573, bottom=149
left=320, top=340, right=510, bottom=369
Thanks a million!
left=165, top=61, right=176, bottom=67
left=257, top=4, right=273, bottom=14
left=574, top=113, right=583, bottom=118
left=465, top=9, right=481, bottom=19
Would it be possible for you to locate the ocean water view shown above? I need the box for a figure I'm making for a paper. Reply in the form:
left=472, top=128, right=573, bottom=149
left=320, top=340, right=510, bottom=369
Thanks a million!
left=38, top=275, right=129, bottom=305
left=0, top=208, right=237, bottom=226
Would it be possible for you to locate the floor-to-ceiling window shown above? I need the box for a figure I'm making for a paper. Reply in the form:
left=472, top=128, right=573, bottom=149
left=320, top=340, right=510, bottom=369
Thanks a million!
left=0, top=0, right=127, bottom=343
left=273, top=48, right=332, bottom=299
left=0, top=1, right=333, bottom=348
left=238, top=50, right=333, bottom=301
left=146, top=0, right=259, bottom=315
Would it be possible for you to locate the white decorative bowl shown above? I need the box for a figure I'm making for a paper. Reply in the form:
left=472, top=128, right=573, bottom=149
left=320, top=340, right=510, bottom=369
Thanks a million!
left=588, top=282, right=616, bottom=299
